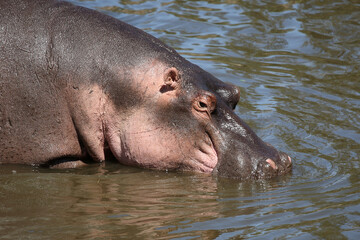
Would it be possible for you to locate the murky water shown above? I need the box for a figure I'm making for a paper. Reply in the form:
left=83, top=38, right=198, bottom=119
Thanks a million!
left=1, top=0, right=359, bottom=239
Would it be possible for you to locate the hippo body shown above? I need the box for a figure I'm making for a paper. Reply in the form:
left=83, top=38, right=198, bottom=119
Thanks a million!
left=0, top=0, right=291, bottom=179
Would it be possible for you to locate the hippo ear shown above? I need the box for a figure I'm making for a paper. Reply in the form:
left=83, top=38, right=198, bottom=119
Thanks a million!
left=160, top=67, right=179, bottom=93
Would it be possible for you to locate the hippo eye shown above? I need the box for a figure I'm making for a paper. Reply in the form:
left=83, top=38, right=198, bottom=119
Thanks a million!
left=199, top=101, right=207, bottom=108
left=194, top=92, right=216, bottom=116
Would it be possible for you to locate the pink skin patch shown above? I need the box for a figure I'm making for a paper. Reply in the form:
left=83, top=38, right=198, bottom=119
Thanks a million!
left=194, top=133, right=218, bottom=172
left=266, top=158, right=278, bottom=170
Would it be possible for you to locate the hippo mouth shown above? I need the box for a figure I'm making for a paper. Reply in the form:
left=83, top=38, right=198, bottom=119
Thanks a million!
left=194, top=131, right=218, bottom=172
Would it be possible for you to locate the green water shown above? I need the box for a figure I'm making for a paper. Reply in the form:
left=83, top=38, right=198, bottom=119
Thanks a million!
left=1, top=0, right=359, bottom=239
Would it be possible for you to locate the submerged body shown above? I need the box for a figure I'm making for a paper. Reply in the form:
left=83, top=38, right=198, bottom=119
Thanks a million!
left=0, top=0, right=292, bottom=179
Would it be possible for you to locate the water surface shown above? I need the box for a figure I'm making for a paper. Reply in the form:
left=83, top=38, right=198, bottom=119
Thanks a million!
left=1, top=0, right=359, bottom=239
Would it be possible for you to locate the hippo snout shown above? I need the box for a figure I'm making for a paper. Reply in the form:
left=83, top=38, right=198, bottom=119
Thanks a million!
left=213, top=137, right=293, bottom=180
left=257, top=151, right=292, bottom=179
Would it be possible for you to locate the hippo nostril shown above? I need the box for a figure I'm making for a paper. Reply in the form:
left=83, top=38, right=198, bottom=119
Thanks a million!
left=279, top=152, right=292, bottom=167
left=266, top=158, right=278, bottom=170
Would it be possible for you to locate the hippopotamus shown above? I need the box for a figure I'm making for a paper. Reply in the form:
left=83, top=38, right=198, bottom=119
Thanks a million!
left=0, top=0, right=292, bottom=180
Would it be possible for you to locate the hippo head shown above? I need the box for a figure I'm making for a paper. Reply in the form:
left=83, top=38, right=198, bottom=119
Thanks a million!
left=103, top=58, right=292, bottom=180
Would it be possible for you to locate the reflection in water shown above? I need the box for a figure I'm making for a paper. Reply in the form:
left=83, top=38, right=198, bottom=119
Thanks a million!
left=0, top=164, right=292, bottom=239
left=1, top=0, right=359, bottom=239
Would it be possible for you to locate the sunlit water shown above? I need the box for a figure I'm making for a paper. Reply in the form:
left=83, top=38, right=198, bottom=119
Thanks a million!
left=1, top=0, right=359, bottom=239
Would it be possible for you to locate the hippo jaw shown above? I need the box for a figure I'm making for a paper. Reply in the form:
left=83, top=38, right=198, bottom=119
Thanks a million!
left=192, top=131, right=218, bottom=172
left=104, top=114, right=219, bottom=173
